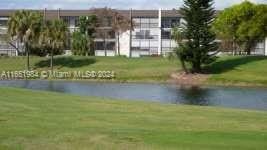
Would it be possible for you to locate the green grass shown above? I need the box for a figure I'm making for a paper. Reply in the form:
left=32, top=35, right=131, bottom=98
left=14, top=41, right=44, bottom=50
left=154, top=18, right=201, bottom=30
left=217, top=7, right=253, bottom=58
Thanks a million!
left=0, top=56, right=180, bottom=82
left=0, top=87, right=267, bottom=150
left=1, top=55, right=267, bottom=85
left=205, top=56, right=267, bottom=86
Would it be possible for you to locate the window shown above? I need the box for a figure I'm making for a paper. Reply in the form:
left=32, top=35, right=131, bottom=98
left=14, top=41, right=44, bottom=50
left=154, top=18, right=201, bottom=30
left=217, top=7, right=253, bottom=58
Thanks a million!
left=131, top=39, right=158, bottom=53
left=133, top=17, right=158, bottom=29
left=133, top=30, right=157, bottom=39
left=0, top=17, right=8, bottom=26
left=74, top=17, right=79, bottom=27
left=61, top=16, right=70, bottom=26
left=134, top=30, right=145, bottom=39
left=162, top=30, right=171, bottom=39
left=132, top=47, right=140, bottom=51
left=95, top=42, right=104, bottom=50
left=162, top=17, right=180, bottom=28
left=94, top=41, right=115, bottom=50
left=106, top=42, right=115, bottom=50
left=95, top=30, right=115, bottom=39
left=0, top=20, right=7, bottom=26
left=171, top=19, right=180, bottom=27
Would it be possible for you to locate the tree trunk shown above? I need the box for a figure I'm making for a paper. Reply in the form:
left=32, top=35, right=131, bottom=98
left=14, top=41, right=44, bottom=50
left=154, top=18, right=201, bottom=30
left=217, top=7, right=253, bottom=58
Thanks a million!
left=232, top=40, right=235, bottom=56
left=104, top=32, right=107, bottom=57
left=245, top=42, right=250, bottom=55
left=117, top=32, right=120, bottom=56
left=247, top=49, right=251, bottom=55
left=50, top=49, right=53, bottom=71
left=179, top=57, right=188, bottom=74
left=245, top=41, right=253, bottom=55
left=192, top=61, right=201, bottom=73
left=104, top=40, right=107, bottom=57
left=25, top=43, right=30, bottom=71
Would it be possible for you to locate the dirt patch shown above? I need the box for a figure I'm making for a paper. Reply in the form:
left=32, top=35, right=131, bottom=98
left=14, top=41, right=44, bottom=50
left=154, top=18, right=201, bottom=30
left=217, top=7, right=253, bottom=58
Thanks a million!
left=169, top=72, right=210, bottom=86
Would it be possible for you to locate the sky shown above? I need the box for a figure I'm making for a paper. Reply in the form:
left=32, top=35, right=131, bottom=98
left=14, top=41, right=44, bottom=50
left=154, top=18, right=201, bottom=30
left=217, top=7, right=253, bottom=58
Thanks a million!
left=0, top=0, right=266, bottom=10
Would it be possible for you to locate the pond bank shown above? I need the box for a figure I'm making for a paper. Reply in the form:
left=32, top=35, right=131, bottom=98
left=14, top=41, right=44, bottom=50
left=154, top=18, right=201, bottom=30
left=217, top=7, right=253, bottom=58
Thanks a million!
left=169, top=72, right=267, bottom=88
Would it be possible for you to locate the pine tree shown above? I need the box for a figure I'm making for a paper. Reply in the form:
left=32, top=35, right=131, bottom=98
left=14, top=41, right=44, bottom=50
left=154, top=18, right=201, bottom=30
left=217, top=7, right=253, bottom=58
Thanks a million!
left=180, top=0, right=218, bottom=73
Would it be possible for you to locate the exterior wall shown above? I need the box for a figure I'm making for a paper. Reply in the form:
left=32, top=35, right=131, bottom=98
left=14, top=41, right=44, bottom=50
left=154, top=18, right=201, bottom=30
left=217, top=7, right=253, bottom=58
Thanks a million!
left=0, top=16, right=18, bottom=56
left=119, top=31, right=131, bottom=57
left=131, top=16, right=160, bottom=57
left=95, top=50, right=105, bottom=56
left=253, top=40, right=265, bottom=55
left=265, top=37, right=267, bottom=56
left=129, top=9, right=181, bottom=57
left=158, top=9, right=162, bottom=55
left=95, top=50, right=115, bottom=56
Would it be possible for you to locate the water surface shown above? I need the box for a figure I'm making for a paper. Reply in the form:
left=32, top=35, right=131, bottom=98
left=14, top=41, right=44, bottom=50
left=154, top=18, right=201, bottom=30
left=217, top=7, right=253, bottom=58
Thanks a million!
left=0, top=80, right=267, bottom=111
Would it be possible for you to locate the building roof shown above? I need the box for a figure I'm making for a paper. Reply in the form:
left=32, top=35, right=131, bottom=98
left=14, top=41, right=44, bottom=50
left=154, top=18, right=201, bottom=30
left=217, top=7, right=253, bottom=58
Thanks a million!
left=0, top=9, right=182, bottom=19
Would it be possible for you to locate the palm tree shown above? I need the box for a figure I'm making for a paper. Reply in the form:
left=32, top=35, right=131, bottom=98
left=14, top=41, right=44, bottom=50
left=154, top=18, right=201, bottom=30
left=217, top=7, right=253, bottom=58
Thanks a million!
left=93, top=8, right=115, bottom=56
left=112, top=11, right=132, bottom=56
left=7, top=10, right=43, bottom=70
left=172, top=27, right=188, bottom=73
left=71, top=31, right=88, bottom=56
left=39, top=20, right=68, bottom=71
left=76, top=15, right=98, bottom=56
left=94, top=8, right=132, bottom=56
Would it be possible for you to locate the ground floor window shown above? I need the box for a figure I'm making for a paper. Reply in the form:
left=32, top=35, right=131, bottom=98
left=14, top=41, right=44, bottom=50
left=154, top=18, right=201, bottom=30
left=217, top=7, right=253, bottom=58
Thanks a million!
left=95, top=41, right=115, bottom=50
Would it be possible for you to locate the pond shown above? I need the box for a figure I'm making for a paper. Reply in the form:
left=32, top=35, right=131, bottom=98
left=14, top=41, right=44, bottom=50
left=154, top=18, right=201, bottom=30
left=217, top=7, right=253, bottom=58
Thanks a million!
left=0, top=80, right=267, bottom=111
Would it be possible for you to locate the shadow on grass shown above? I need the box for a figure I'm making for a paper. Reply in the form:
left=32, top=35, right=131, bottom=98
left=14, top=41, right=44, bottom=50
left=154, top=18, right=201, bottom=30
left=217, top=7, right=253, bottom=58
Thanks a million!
left=204, top=56, right=267, bottom=74
left=35, top=57, right=96, bottom=69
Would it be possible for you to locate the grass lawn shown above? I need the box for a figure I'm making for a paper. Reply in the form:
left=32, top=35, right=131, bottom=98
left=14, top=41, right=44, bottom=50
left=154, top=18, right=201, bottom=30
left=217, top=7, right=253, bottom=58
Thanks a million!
left=0, top=87, right=267, bottom=150
left=0, top=56, right=180, bottom=82
left=1, top=55, right=267, bottom=85
left=205, top=56, right=267, bottom=86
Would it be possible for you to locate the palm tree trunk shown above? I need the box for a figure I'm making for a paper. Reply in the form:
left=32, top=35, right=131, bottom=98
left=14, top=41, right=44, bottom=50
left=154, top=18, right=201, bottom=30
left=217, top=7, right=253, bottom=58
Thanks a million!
left=25, top=43, right=30, bottom=71
left=104, top=36, right=107, bottom=57
left=86, top=32, right=89, bottom=56
left=117, top=32, right=120, bottom=56
left=50, top=49, right=53, bottom=71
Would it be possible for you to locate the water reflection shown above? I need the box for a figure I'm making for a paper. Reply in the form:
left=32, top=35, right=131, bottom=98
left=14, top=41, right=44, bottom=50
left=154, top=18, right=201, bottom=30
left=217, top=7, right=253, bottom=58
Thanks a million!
left=178, top=86, right=211, bottom=106
left=0, top=80, right=267, bottom=111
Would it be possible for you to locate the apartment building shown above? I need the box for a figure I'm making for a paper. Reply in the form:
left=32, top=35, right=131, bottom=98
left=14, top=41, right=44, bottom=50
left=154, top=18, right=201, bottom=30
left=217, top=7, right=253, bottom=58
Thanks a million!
left=0, top=9, right=266, bottom=57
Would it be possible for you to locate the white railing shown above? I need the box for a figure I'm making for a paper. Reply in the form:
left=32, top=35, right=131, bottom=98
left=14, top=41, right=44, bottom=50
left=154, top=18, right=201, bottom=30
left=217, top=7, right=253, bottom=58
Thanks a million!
left=0, top=49, right=17, bottom=56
